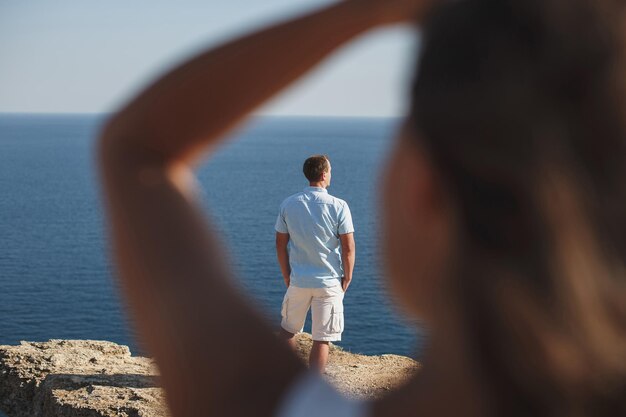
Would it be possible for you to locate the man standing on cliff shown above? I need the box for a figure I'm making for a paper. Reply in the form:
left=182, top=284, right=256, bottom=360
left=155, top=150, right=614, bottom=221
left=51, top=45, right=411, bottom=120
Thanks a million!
left=275, top=154, right=355, bottom=373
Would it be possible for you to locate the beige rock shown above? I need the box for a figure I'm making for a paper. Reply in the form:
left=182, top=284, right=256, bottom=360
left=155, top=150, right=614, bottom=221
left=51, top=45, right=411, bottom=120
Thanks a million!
left=292, top=333, right=420, bottom=399
left=0, top=340, right=165, bottom=417
left=0, top=335, right=419, bottom=417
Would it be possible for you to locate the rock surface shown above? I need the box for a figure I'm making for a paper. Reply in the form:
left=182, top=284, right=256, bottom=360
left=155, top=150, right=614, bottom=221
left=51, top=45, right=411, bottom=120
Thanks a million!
left=0, top=334, right=419, bottom=417
left=0, top=340, right=164, bottom=417
left=292, top=334, right=419, bottom=399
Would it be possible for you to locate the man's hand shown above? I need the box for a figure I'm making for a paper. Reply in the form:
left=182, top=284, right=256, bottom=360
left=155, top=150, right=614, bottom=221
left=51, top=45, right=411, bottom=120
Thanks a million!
left=284, top=277, right=290, bottom=288
left=342, top=276, right=352, bottom=292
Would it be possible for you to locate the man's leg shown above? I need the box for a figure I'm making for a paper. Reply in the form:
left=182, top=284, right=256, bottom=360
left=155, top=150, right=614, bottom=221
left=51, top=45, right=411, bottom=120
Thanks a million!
left=310, top=285, right=344, bottom=373
left=280, top=286, right=311, bottom=351
left=279, top=328, right=296, bottom=349
left=309, top=340, right=330, bottom=372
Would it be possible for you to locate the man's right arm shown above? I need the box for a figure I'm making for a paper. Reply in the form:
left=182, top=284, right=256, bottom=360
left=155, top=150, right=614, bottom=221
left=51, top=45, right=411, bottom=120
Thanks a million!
left=340, top=232, right=355, bottom=292
left=276, top=232, right=291, bottom=287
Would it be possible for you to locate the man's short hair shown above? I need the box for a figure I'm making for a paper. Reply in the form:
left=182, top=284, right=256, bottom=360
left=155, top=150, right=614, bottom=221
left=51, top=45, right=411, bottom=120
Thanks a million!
left=303, top=155, right=330, bottom=182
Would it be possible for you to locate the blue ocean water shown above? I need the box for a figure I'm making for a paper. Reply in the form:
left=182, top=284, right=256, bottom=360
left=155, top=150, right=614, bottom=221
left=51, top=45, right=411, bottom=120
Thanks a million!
left=0, top=114, right=424, bottom=361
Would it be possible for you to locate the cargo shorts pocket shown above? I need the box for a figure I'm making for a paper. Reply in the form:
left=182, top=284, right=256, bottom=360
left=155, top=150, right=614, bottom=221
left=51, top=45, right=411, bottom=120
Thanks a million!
left=330, top=304, right=344, bottom=334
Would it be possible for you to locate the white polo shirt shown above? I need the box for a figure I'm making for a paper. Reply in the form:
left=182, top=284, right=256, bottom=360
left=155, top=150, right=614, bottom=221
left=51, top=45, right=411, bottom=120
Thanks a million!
left=275, top=186, right=354, bottom=288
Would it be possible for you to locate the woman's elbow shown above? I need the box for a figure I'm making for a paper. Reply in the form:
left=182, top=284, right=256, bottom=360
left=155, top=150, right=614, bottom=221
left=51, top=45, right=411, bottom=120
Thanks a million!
left=97, top=114, right=169, bottom=176
left=97, top=113, right=138, bottom=165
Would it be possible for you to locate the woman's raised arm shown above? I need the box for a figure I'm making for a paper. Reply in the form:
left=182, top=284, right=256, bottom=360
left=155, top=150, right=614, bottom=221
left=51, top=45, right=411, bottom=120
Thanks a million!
left=98, top=1, right=430, bottom=417
left=100, top=0, right=430, bottom=164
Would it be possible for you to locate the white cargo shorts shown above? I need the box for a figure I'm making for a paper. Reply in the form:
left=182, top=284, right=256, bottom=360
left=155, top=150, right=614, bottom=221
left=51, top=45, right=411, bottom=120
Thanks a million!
left=280, top=284, right=345, bottom=342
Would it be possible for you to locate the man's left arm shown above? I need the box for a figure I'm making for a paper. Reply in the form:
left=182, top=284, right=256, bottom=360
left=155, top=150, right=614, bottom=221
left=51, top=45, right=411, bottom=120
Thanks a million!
left=276, top=232, right=291, bottom=288
left=340, top=233, right=355, bottom=292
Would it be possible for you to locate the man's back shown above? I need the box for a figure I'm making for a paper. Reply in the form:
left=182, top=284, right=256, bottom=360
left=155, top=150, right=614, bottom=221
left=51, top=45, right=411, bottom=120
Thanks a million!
left=276, top=155, right=355, bottom=372
left=275, top=186, right=353, bottom=288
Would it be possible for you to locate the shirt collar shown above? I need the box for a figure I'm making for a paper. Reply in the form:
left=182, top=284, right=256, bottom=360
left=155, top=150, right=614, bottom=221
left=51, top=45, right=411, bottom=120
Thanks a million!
left=304, top=186, right=327, bottom=193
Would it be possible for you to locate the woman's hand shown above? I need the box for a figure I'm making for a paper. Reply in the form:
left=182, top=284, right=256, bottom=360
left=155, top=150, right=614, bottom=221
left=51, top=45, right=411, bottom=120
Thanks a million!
left=348, top=0, right=437, bottom=25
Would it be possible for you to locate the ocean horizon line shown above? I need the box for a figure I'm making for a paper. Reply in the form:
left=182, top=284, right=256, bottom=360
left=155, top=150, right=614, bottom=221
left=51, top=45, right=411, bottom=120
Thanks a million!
left=0, top=112, right=402, bottom=121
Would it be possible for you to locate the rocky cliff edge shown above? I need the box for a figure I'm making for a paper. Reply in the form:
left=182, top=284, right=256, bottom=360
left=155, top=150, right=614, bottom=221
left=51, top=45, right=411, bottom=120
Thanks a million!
left=0, top=334, right=419, bottom=417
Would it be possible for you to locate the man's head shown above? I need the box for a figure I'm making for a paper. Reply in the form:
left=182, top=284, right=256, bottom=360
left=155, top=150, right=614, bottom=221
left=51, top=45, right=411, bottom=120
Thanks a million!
left=303, top=155, right=331, bottom=188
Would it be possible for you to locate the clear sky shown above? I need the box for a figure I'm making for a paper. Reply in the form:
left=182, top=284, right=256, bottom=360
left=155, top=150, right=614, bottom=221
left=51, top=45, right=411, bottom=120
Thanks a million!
left=0, top=0, right=419, bottom=117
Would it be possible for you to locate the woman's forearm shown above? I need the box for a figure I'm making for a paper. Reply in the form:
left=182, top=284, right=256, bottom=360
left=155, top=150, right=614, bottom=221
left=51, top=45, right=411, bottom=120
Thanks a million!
left=97, top=1, right=428, bottom=415
left=103, top=1, right=383, bottom=165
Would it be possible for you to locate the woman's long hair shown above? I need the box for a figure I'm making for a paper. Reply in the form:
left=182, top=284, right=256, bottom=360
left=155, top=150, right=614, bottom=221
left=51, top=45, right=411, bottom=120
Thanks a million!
left=411, top=0, right=626, bottom=415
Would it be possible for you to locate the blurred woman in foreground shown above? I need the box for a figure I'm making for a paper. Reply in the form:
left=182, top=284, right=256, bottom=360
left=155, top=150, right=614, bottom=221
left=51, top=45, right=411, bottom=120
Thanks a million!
left=98, top=0, right=626, bottom=416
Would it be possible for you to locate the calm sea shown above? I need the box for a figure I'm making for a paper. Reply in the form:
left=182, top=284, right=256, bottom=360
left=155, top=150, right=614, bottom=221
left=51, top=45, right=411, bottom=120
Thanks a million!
left=0, top=114, right=424, bottom=362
